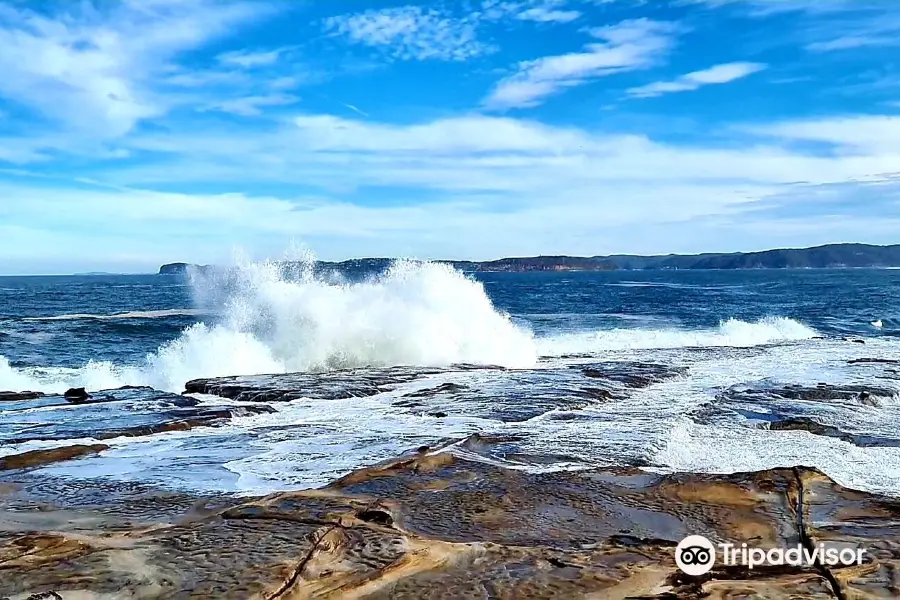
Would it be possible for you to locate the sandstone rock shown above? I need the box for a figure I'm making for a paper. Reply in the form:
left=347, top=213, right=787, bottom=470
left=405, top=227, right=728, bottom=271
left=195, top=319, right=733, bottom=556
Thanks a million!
left=0, top=445, right=108, bottom=471
left=0, top=437, right=892, bottom=598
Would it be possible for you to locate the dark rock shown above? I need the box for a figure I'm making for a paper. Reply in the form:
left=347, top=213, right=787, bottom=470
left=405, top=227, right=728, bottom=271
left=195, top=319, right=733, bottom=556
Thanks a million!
left=427, top=412, right=448, bottom=418
left=0, top=444, right=109, bottom=471
left=91, top=406, right=277, bottom=440
left=402, top=382, right=467, bottom=399
left=184, top=366, right=457, bottom=402
left=575, top=387, right=615, bottom=401
left=849, top=357, right=900, bottom=365
left=719, top=383, right=897, bottom=404
left=356, top=507, right=394, bottom=527
left=0, top=391, right=45, bottom=402
left=8, top=405, right=278, bottom=445
left=576, top=362, right=687, bottom=388
left=63, top=388, right=90, bottom=403
left=766, top=417, right=898, bottom=447
left=858, top=391, right=878, bottom=407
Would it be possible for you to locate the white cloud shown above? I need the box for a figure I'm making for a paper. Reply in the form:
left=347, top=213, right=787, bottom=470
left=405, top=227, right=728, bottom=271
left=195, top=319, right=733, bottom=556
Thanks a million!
left=483, top=19, right=679, bottom=109
left=516, top=7, right=582, bottom=23
left=806, top=36, right=896, bottom=52
left=203, top=94, right=301, bottom=117
left=748, top=115, right=900, bottom=154
left=322, top=1, right=587, bottom=63
left=627, top=61, right=766, bottom=98
left=217, top=48, right=287, bottom=68
left=4, top=109, right=900, bottom=271
left=0, top=0, right=275, bottom=138
left=323, top=6, right=491, bottom=62
left=114, top=112, right=900, bottom=198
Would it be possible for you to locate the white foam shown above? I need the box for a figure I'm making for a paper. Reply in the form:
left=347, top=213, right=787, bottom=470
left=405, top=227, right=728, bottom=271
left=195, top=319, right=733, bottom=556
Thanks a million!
left=0, top=357, right=135, bottom=395
left=537, top=317, right=817, bottom=355
left=654, top=417, right=900, bottom=497
left=24, top=309, right=205, bottom=321
left=0, top=356, right=42, bottom=392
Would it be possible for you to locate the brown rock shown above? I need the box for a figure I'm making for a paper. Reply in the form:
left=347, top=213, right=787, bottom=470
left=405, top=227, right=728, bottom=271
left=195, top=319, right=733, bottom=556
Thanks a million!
left=0, top=444, right=108, bottom=471
left=0, top=436, right=895, bottom=599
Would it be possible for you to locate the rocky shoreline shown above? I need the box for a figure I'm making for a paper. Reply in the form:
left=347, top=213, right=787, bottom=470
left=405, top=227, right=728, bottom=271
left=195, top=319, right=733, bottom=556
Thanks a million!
left=1, top=432, right=898, bottom=599
left=1, top=350, right=899, bottom=598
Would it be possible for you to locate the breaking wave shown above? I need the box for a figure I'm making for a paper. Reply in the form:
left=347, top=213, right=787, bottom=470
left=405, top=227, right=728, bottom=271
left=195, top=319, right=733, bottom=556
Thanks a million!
left=537, top=316, right=817, bottom=355
left=1, top=260, right=537, bottom=393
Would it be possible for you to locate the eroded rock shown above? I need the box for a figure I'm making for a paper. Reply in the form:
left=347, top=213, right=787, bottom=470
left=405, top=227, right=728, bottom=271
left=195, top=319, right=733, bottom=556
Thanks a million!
left=0, top=437, right=892, bottom=599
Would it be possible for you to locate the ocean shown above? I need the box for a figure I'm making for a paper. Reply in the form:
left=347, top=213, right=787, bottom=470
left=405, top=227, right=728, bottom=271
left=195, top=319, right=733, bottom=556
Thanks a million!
left=1, top=261, right=899, bottom=497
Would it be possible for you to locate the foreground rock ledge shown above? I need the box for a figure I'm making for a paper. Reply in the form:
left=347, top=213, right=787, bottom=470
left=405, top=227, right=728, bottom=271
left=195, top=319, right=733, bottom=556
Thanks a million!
left=0, top=439, right=897, bottom=599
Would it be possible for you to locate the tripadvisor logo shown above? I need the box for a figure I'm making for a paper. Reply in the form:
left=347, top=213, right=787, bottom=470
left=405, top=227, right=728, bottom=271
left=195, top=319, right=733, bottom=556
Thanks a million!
left=675, top=535, right=866, bottom=576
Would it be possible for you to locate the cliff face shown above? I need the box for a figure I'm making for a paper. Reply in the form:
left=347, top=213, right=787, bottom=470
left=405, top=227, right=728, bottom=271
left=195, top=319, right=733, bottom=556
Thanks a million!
left=158, top=263, right=190, bottom=275
left=158, top=263, right=212, bottom=275
left=598, top=243, right=900, bottom=270
left=445, top=256, right=617, bottom=272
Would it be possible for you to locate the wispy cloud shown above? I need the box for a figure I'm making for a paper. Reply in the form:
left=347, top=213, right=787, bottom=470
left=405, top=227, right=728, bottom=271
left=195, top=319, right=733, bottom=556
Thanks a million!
left=323, top=1, right=587, bottom=63
left=804, top=13, right=900, bottom=52
left=516, top=6, right=582, bottom=23
left=0, top=0, right=276, bottom=138
left=342, top=103, right=369, bottom=117
left=323, top=6, right=492, bottom=62
left=202, top=94, right=301, bottom=117
left=677, top=0, right=860, bottom=15
left=483, top=18, right=679, bottom=109
left=747, top=115, right=900, bottom=154
left=685, top=0, right=900, bottom=53
left=217, top=48, right=288, bottom=68
left=5, top=108, right=900, bottom=271
left=627, top=61, right=766, bottom=98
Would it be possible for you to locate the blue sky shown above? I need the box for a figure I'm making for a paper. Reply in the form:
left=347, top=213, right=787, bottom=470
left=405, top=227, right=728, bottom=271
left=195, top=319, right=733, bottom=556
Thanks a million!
left=1, top=0, right=899, bottom=274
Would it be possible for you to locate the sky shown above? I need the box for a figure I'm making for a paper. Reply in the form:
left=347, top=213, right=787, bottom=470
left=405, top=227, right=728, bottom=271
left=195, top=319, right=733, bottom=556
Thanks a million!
left=1, top=0, right=899, bottom=274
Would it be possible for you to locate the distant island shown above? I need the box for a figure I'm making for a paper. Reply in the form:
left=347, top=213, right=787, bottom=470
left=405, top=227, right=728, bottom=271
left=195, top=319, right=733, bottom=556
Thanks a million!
left=159, top=243, right=900, bottom=275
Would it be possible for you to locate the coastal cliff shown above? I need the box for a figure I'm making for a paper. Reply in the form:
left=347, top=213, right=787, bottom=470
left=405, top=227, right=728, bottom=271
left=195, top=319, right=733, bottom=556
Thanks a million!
left=159, top=243, right=900, bottom=274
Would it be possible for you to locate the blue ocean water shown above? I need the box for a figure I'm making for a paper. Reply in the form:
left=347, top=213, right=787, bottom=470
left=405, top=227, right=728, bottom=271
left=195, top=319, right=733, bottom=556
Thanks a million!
left=1, top=263, right=899, bottom=496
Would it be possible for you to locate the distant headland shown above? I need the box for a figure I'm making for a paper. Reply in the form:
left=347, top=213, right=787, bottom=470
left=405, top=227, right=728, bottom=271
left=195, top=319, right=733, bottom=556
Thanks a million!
left=159, top=243, right=900, bottom=275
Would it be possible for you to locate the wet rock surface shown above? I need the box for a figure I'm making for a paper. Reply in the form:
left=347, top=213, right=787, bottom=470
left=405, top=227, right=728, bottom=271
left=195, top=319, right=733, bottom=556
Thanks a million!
left=719, top=382, right=897, bottom=405
left=185, top=361, right=685, bottom=424
left=184, top=366, right=455, bottom=402
left=692, top=379, right=900, bottom=449
left=767, top=417, right=900, bottom=448
left=0, top=386, right=276, bottom=447
left=0, top=435, right=893, bottom=599
left=576, top=361, right=687, bottom=389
